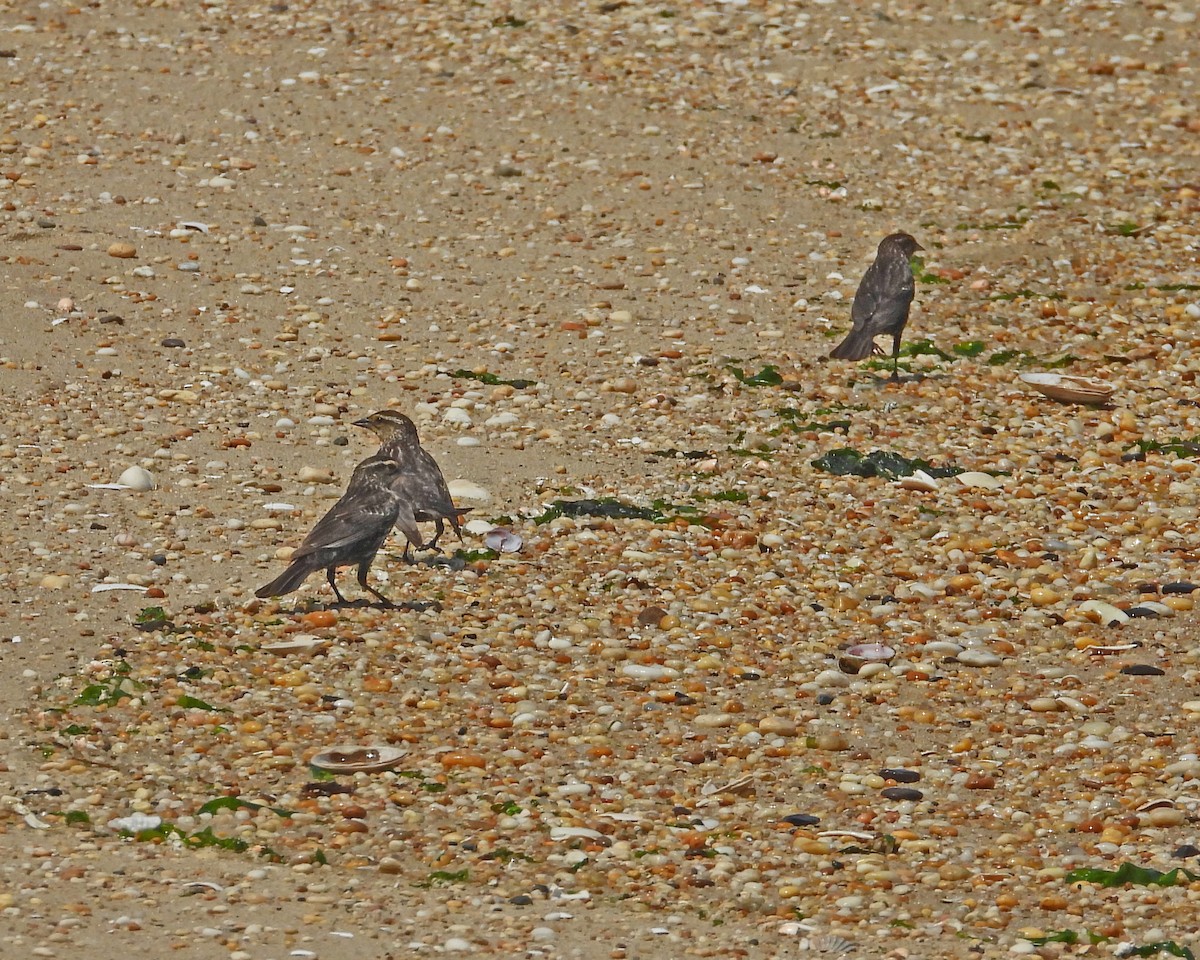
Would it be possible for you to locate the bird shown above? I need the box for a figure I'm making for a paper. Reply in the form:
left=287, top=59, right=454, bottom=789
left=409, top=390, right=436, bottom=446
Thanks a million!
left=828, top=232, right=925, bottom=381
left=352, top=410, right=470, bottom=557
left=255, top=457, right=412, bottom=606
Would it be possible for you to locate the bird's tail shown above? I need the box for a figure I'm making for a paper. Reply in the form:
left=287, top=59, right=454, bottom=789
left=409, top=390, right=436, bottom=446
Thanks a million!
left=255, top=562, right=312, bottom=599
left=829, top=327, right=877, bottom=361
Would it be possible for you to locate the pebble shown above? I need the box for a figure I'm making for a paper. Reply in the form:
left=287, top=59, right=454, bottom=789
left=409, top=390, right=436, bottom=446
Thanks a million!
left=955, top=648, right=1002, bottom=667
left=297, top=466, right=337, bottom=484
left=107, top=242, right=136, bottom=258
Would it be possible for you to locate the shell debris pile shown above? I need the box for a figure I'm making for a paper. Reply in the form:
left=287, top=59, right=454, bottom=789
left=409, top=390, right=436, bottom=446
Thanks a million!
left=2, top=0, right=1200, bottom=957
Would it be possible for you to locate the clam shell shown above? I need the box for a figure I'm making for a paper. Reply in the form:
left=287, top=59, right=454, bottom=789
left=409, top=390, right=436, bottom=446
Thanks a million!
left=1019, top=372, right=1115, bottom=405
left=117, top=465, right=156, bottom=491
left=956, top=471, right=1004, bottom=490
left=839, top=642, right=896, bottom=674
left=484, top=526, right=523, bottom=553
left=261, top=634, right=329, bottom=655
left=310, top=745, right=406, bottom=774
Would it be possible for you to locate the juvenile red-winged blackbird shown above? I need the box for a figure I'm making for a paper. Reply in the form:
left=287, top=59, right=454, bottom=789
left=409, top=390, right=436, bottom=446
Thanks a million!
left=829, top=232, right=925, bottom=381
left=353, top=410, right=470, bottom=557
left=255, top=457, right=410, bottom=606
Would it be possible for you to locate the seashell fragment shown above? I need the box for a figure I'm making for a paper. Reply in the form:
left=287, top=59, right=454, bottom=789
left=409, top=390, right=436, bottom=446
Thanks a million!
left=1019, top=372, right=1115, bottom=405
left=309, top=745, right=406, bottom=774
left=1076, top=599, right=1129, bottom=626
left=117, top=465, right=155, bottom=491
left=895, top=469, right=939, bottom=492
left=261, top=634, right=329, bottom=654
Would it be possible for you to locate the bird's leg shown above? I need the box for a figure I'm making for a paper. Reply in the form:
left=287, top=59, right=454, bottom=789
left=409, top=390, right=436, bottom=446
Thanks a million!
left=423, top=519, right=447, bottom=553
left=890, top=333, right=902, bottom=381
left=357, top=562, right=394, bottom=607
left=326, top=567, right=348, bottom=605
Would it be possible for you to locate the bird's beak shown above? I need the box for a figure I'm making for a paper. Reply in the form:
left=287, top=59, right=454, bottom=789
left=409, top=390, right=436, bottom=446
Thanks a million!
left=915, top=242, right=926, bottom=251
left=352, top=417, right=371, bottom=428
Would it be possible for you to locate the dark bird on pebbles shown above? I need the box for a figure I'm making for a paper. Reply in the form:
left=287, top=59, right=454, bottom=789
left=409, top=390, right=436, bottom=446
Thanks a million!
left=255, top=457, right=412, bottom=606
left=829, top=232, right=925, bottom=381
left=353, top=410, right=470, bottom=557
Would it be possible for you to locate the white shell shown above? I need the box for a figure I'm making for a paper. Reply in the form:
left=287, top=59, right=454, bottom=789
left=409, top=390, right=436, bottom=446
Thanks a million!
left=261, top=634, right=329, bottom=654
left=895, top=469, right=938, bottom=492
left=117, top=465, right=155, bottom=491
left=447, top=478, right=491, bottom=502
left=956, top=471, right=1004, bottom=490
left=1019, top=372, right=1115, bottom=404
left=1076, top=599, right=1129, bottom=626
left=309, top=745, right=407, bottom=773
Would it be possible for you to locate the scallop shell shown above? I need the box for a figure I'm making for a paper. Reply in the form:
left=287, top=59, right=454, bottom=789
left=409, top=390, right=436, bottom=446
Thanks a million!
left=261, top=634, right=329, bottom=655
left=117, top=465, right=156, bottom=491
left=309, top=745, right=407, bottom=774
left=1019, top=372, right=1115, bottom=405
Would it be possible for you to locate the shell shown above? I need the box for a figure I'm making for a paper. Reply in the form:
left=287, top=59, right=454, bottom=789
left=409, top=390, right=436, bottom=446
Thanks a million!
left=1019, top=372, right=1115, bottom=405
left=261, top=634, right=329, bottom=655
left=117, top=465, right=156, bottom=491
left=309, top=745, right=407, bottom=774
left=956, top=471, right=1004, bottom=490
left=895, top=469, right=938, bottom=492
left=484, top=527, right=523, bottom=553
left=838, top=642, right=895, bottom=675
left=447, top=478, right=491, bottom=502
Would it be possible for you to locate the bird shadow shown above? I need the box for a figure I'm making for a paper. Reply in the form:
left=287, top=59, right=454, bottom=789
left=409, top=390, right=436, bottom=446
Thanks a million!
left=292, top=597, right=442, bottom=614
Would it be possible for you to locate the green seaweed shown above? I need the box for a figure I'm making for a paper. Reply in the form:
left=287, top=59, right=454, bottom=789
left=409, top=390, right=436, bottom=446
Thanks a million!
left=899, top=338, right=952, bottom=360
left=1131, top=437, right=1200, bottom=458
left=197, top=796, right=294, bottom=818
left=953, top=341, right=986, bottom=357
left=726, top=364, right=784, bottom=387
left=175, top=694, right=229, bottom=712
left=417, top=869, right=469, bottom=888
left=447, top=369, right=536, bottom=389
left=812, top=448, right=962, bottom=480
left=1065, top=863, right=1200, bottom=888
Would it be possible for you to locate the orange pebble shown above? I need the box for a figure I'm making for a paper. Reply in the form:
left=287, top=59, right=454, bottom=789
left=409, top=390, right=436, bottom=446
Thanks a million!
left=301, top=610, right=337, bottom=629
left=439, top=751, right=486, bottom=769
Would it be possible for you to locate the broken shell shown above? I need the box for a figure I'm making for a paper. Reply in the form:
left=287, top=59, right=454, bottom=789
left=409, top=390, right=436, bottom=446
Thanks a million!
left=1076, top=599, right=1129, bottom=626
left=1019, top=372, right=1115, bottom=405
left=309, top=745, right=407, bottom=773
left=117, top=465, right=155, bottom=491
left=895, top=469, right=938, bottom=492
left=1085, top=642, right=1141, bottom=655
left=261, top=634, right=329, bottom=655
left=838, top=642, right=896, bottom=675
left=483, top=527, right=523, bottom=553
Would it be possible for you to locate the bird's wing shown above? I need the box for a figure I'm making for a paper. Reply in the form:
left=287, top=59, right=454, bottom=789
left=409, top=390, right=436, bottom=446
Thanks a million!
left=291, top=484, right=399, bottom=560
left=850, top=254, right=913, bottom=326
left=393, top=453, right=457, bottom=517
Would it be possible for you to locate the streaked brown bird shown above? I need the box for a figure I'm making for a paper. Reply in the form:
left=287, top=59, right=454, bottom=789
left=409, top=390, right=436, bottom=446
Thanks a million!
left=829, top=232, right=925, bottom=381
left=255, top=457, right=411, bottom=606
left=353, top=410, right=469, bottom=557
